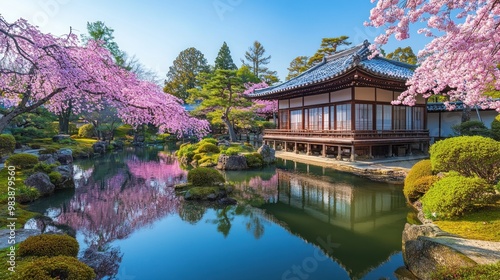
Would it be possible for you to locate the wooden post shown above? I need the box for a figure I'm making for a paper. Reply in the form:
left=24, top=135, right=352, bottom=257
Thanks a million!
left=368, top=145, right=373, bottom=159
left=388, top=144, right=393, bottom=157
left=307, top=143, right=311, bottom=155
left=350, top=146, right=355, bottom=161
left=337, top=146, right=342, bottom=160
left=294, top=142, right=298, bottom=154
left=322, top=145, right=327, bottom=157
left=284, top=141, right=287, bottom=152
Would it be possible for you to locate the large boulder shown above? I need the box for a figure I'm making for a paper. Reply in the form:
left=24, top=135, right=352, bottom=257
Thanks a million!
left=257, top=144, right=276, bottom=164
left=92, top=141, right=108, bottom=154
left=38, top=154, right=57, bottom=165
left=216, top=155, right=248, bottom=170
left=24, top=172, right=55, bottom=196
left=54, top=165, right=75, bottom=189
left=56, top=148, right=73, bottom=165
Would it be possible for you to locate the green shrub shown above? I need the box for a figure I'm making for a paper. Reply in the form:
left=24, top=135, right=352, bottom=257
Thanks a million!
left=19, top=234, right=79, bottom=257
left=58, top=138, right=75, bottom=145
left=32, top=162, right=58, bottom=174
left=39, top=147, right=58, bottom=155
left=490, top=115, right=500, bottom=141
left=114, top=124, right=134, bottom=138
left=421, top=174, right=496, bottom=219
left=78, top=124, right=95, bottom=138
left=29, top=143, right=41, bottom=149
left=197, top=143, right=220, bottom=154
left=0, top=134, right=16, bottom=157
left=14, top=256, right=95, bottom=280
left=452, top=120, right=491, bottom=137
left=187, top=167, right=225, bottom=186
left=49, top=171, right=63, bottom=185
left=225, top=147, right=240, bottom=156
left=244, top=152, right=264, bottom=168
left=430, top=136, right=500, bottom=184
left=193, top=154, right=203, bottom=161
left=431, top=262, right=500, bottom=280
left=404, top=159, right=433, bottom=202
left=200, top=138, right=218, bottom=145
left=16, top=185, right=40, bottom=203
left=6, top=153, right=39, bottom=169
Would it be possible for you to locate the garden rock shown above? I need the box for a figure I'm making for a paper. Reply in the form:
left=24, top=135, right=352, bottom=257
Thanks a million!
left=39, top=154, right=57, bottom=165
left=57, top=148, right=73, bottom=164
left=93, top=141, right=108, bottom=154
left=55, top=165, right=75, bottom=189
left=111, top=140, right=124, bottom=150
left=52, top=134, right=71, bottom=142
left=257, top=144, right=276, bottom=164
left=24, top=172, right=55, bottom=196
left=24, top=216, right=76, bottom=237
left=216, top=155, right=248, bottom=170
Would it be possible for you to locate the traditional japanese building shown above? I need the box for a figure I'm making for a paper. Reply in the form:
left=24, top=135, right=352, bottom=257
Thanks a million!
left=248, top=40, right=429, bottom=160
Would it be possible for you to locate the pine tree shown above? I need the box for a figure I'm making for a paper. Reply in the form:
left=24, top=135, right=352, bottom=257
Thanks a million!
left=241, top=41, right=279, bottom=83
left=214, top=42, right=237, bottom=70
left=307, top=36, right=351, bottom=66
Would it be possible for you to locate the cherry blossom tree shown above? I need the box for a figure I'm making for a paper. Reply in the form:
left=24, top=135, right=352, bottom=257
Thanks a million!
left=0, top=17, right=209, bottom=137
left=243, top=82, right=277, bottom=116
left=366, top=0, right=500, bottom=111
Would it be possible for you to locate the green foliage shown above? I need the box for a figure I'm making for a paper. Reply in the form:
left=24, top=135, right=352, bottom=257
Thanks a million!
left=286, top=56, right=309, bottom=80
left=19, top=234, right=79, bottom=257
left=491, top=114, right=500, bottom=141
left=29, top=143, right=41, bottom=149
left=404, top=159, right=433, bottom=202
left=186, top=186, right=221, bottom=200
left=78, top=124, right=95, bottom=138
left=0, top=134, right=16, bottom=157
left=421, top=174, right=496, bottom=219
left=5, top=153, right=39, bottom=169
left=225, top=147, right=240, bottom=156
left=84, top=21, right=126, bottom=67
left=386, top=46, right=418, bottom=65
left=16, top=185, right=40, bottom=203
left=163, top=47, right=211, bottom=101
left=244, top=152, right=264, bottom=168
left=114, top=124, right=134, bottom=138
left=14, top=256, right=96, bottom=280
left=430, top=136, right=500, bottom=184
left=48, top=171, right=62, bottom=185
left=431, top=262, right=500, bottom=280
left=452, top=120, right=491, bottom=137
left=307, top=36, right=351, bottom=66
left=241, top=40, right=278, bottom=82
left=197, top=143, right=220, bottom=154
left=215, top=41, right=237, bottom=70
left=187, top=167, right=225, bottom=187
left=32, top=162, right=58, bottom=174
left=200, top=137, right=218, bottom=145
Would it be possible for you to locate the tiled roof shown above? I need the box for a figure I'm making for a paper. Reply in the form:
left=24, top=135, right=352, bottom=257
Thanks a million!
left=426, top=102, right=495, bottom=112
left=250, top=40, right=416, bottom=98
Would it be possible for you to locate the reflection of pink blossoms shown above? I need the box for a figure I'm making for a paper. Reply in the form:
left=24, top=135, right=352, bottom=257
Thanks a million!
left=56, top=157, right=186, bottom=249
left=235, top=174, right=278, bottom=202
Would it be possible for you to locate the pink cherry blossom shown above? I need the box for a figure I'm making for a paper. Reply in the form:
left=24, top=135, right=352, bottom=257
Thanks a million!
left=366, top=0, right=500, bottom=111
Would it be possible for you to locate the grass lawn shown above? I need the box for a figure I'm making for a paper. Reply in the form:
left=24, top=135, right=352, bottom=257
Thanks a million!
left=0, top=169, right=38, bottom=229
left=434, top=201, right=500, bottom=242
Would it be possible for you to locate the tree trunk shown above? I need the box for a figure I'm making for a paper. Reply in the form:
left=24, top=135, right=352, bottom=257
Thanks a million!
left=57, top=103, right=73, bottom=134
left=222, top=116, right=237, bottom=142
left=0, top=114, right=16, bottom=133
left=461, top=104, right=471, bottom=123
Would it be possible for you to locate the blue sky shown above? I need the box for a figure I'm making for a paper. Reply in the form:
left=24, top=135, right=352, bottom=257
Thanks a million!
left=1, top=0, right=430, bottom=82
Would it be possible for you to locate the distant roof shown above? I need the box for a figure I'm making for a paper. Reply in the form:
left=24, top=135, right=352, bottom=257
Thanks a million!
left=427, top=102, right=497, bottom=112
left=249, top=40, right=416, bottom=98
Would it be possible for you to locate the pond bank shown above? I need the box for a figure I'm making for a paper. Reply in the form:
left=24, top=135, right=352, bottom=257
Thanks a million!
left=275, top=151, right=427, bottom=183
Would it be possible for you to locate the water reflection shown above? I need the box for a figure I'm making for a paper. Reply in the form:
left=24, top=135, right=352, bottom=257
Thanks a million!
left=27, top=149, right=407, bottom=280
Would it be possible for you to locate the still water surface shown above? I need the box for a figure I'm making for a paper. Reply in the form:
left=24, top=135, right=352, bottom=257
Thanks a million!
left=28, top=147, right=409, bottom=280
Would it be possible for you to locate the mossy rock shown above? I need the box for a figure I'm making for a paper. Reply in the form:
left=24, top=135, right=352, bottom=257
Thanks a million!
left=184, top=186, right=227, bottom=200
left=187, top=167, right=225, bottom=187
left=6, top=153, right=39, bottom=169
left=19, top=234, right=79, bottom=257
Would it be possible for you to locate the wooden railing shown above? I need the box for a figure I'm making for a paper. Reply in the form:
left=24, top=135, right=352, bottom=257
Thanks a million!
left=263, top=129, right=429, bottom=139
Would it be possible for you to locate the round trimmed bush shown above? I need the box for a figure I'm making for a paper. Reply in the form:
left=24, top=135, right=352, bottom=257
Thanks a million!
left=197, top=143, right=220, bottom=154
left=0, top=134, right=16, bottom=157
left=14, top=256, right=95, bottom=280
left=187, top=167, right=225, bottom=186
left=39, top=147, right=58, bottom=155
left=224, top=147, right=240, bottom=156
left=421, top=174, right=496, bottom=219
left=19, top=234, right=79, bottom=257
left=6, top=153, right=39, bottom=169
left=78, top=124, right=95, bottom=138
left=200, top=138, right=218, bottom=145
left=430, top=136, right=500, bottom=184
left=404, top=159, right=433, bottom=202
left=244, top=152, right=264, bottom=168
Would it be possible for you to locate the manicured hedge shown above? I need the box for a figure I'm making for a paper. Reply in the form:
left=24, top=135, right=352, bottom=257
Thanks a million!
left=421, top=174, right=496, bottom=219
left=244, top=152, right=264, bottom=168
left=14, top=256, right=95, bottom=280
left=197, top=143, right=220, bottom=154
left=0, top=134, right=16, bottom=157
left=430, top=136, right=500, bottom=184
left=6, top=153, right=39, bottom=169
left=404, top=159, right=433, bottom=202
left=187, top=167, right=225, bottom=187
left=78, top=124, right=95, bottom=138
left=19, top=234, right=79, bottom=257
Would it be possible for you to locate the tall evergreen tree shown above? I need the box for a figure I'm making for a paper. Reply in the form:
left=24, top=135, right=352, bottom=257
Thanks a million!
left=83, top=21, right=126, bottom=67
left=286, top=56, right=309, bottom=80
left=214, top=42, right=237, bottom=70
left=307, top=36, right=351, bottom=66
left=241, top=41, right=279, bottom=83
left=163, top=47, right=211, bottom=101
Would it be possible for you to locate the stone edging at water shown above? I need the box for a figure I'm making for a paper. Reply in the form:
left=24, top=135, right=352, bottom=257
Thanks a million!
left=399, top=204, right=500, bottom=279
left=275, top=151, right=427, bottom=183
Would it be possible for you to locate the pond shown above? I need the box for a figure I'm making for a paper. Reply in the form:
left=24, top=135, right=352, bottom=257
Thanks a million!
left=27, top=147, right=409, bottom=280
